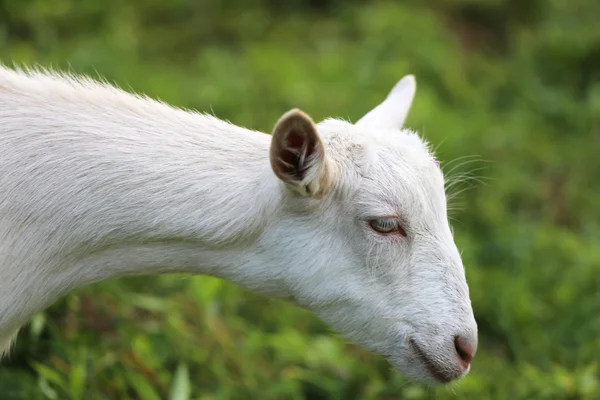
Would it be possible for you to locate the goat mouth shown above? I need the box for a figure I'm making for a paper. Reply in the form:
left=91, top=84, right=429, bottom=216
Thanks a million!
left=408, top=338, right=454, bottom=384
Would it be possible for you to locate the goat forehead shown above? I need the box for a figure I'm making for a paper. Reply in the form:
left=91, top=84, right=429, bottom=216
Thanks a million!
left=317, top=119, right=444, bottom=203
left=354, top=150, right=448, bottom=222
left=318, top=119, right=435, bottom=170
left=363, top=144, right=442, bottom=190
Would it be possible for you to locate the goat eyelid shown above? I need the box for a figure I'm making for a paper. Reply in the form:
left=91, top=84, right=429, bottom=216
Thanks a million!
left=367, top=216, right=407, bottom=237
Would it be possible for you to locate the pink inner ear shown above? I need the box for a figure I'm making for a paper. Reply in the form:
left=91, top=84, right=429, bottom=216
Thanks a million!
left=433, top=160, right=440, bottom=168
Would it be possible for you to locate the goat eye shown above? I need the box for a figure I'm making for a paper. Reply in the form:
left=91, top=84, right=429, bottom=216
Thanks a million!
left=368, top=218, right=407, bottom=237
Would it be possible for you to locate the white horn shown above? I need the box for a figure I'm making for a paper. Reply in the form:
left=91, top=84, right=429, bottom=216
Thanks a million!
left=356, top=75, right=416, bottom=130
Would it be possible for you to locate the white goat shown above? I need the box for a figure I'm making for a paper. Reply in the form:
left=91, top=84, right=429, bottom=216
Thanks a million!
left=0, top=65, right=477, bottom=384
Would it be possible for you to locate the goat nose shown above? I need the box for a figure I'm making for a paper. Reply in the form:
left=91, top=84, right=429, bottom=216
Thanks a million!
left=454, top=335, right=476, bottom=367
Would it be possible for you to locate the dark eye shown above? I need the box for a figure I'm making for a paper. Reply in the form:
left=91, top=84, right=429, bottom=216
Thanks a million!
left=368, top=218, right=407, bottom=237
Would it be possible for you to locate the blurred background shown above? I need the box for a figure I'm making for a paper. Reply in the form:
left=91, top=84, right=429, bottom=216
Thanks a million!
left=0, top=0, right=599, bottom=399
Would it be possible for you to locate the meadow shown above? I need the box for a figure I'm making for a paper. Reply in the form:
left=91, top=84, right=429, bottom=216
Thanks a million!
left=0, top=0, right=599, bottom=398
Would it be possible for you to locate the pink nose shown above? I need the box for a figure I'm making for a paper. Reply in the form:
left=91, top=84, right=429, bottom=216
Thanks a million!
left=454, top=335, right=475, bottom=367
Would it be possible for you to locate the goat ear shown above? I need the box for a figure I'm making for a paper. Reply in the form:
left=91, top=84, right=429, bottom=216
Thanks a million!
left=270, top=109, right=331, bottom=197
left=356, top=75, right=416, bottom=130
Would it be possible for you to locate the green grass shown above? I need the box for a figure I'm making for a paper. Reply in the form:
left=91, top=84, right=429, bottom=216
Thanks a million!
left=1, top=0, right=599, bottom=398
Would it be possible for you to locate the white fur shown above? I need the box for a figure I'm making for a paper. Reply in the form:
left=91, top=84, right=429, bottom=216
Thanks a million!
left=0, top=65, right=477, bottom=384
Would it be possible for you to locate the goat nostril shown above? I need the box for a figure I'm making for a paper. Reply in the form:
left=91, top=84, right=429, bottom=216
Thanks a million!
left=454, top=335, right=474, bottom=366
